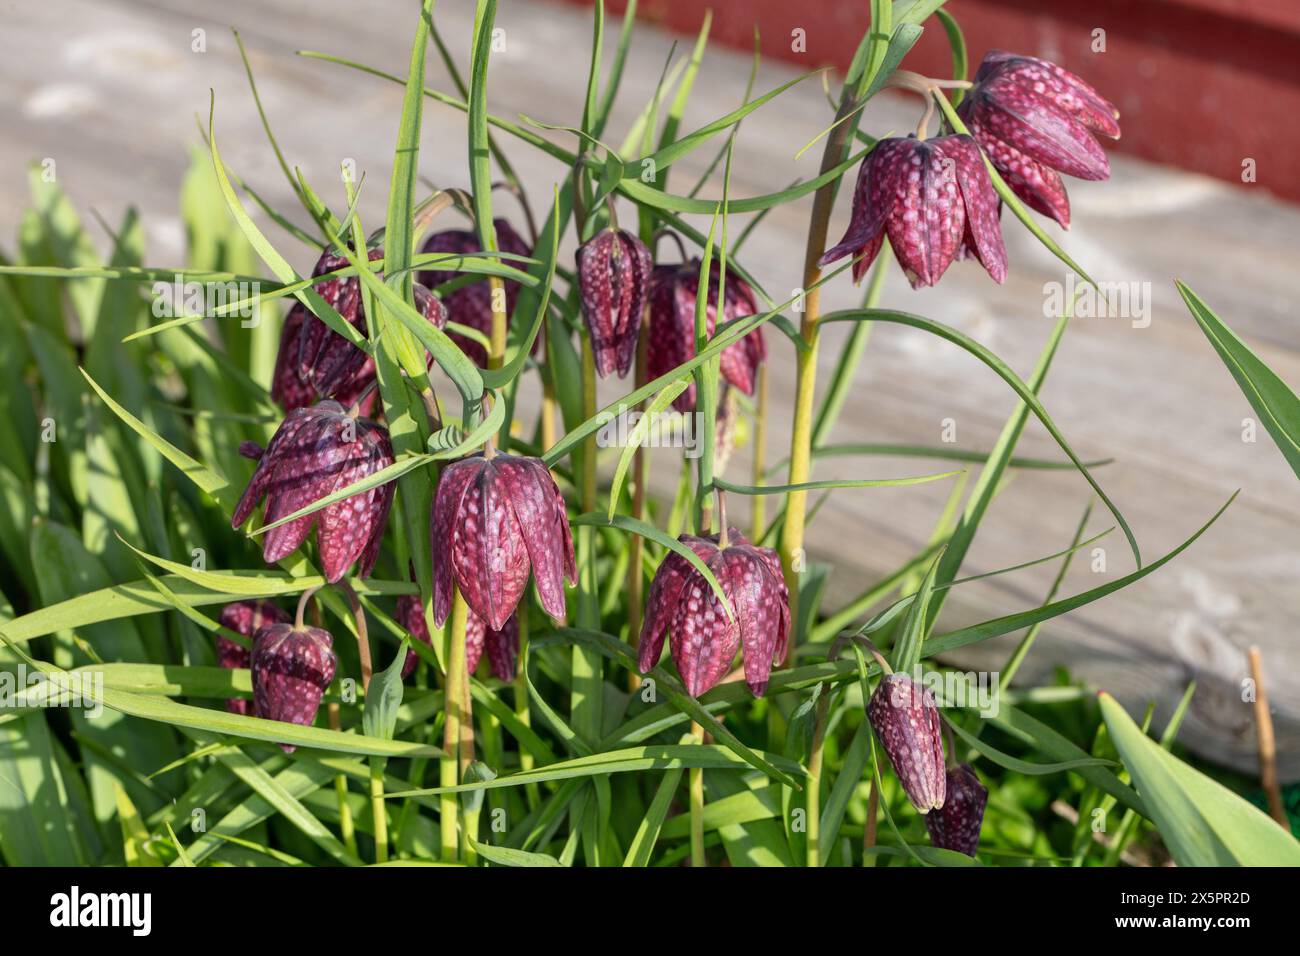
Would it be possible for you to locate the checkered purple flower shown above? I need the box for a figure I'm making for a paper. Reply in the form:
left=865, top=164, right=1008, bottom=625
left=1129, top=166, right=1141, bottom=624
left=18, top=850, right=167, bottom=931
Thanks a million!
left=251, top=621, right=336, bottom=753
left=576, top=227, right=652, bottom=378
left=820, top=134, right=1007, bottom=288
left=637, top=528, right=790, bottom=698
left=232, top=401, right=394, bottom=583
left=957, top=50, right=1121, bottom=227
left=646, top=261, right=766, bottom=412
left=868, top=672, right=947, bottom=813
left=430, top=454, right=575, bottom=632
left=216, top=600, right=289, bottom=716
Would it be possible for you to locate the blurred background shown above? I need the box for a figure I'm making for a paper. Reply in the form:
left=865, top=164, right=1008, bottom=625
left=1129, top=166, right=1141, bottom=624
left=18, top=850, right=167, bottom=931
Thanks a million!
left=1, top=0, right=1297, bottom=778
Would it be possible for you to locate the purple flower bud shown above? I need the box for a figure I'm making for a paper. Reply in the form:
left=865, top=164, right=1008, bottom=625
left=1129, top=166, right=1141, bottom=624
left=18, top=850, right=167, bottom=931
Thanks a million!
left=397, top=594, right=519, bottom=681
left=232, top=401, right=395, bottom=583
left=576, top=228, right=652, bottom=378
left=637, top=528, right=789, bottom=698
left=867, top=672, right=946, bottom=813
left=925, top=764, right=988, bottom=856
left=216, top=600, right=290, bottom=715
left=251, top=622, right=336, bottom=753
left=430, top=454, right=575, bottom=632
left=271, top=248, right=447, bottom=413
left=958, top=51, right=1120, bottom=227
left=418, top=219, right=533, bottom=367
left=397, top=593, right=430, bottom=679
left=646, top=261, right=766, bottom=412
left=820, top=134, right=1006, bottom=288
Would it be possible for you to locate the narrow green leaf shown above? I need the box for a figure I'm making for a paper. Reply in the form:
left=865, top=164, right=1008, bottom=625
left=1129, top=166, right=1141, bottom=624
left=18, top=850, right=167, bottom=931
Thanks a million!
left=1100, top=693, right=1300, bottom=865
left=1177, top=281, right=1300, bottom=481
left=822, top=308, right=1140, bottom=567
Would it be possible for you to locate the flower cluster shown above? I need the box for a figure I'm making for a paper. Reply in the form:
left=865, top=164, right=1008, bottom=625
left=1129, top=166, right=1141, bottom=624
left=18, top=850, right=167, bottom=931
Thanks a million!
left=220, top=43, right=1117, bottom=866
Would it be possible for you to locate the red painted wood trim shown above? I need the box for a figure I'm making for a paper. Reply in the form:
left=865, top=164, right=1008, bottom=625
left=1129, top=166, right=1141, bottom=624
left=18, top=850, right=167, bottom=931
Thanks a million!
left=560, top=0, right=1300, bottom=202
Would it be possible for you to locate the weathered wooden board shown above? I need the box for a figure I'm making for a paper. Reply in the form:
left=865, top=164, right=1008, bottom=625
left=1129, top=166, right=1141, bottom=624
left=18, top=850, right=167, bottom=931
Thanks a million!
left=1, top=0, right=1296, bottom=777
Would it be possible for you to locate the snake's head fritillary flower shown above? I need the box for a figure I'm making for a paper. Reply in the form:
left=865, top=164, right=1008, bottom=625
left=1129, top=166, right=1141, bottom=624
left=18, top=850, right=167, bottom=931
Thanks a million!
left=397, top=594, right=519, bottom=681
left=820, top=134, right=1006, bottom=288
left=396, top=593, right=431, bottom=680
left=958, top=51, right=1120, bottom=227
left=637, top=528, right=789, bottom=698
left=251, top=622, right=336, bottom=753
left=216, top=600, right=290, bottom=715
left=232, top=401, right=395, bottom=583
left=418, top=219, right=533, bottom=367
left=646, top=260, right=766, bottom=412
left=868, top=672, right=947, bottom=813
left=576, top=227, right=652, bottom=378
left=925, top=763, right=988, bottom=856
left=271, top=248, right=447, bottom=413
left=430, top=454, right=575, bottom=632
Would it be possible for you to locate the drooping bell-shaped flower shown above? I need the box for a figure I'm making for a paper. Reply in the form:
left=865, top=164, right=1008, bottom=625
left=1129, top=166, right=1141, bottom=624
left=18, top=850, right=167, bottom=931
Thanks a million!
left=418, top=219, right=533, bottom=367
left=430, top=453, right=575, bottom=631
left=925, top=763, right=988, bottom=856
left=646, top=260, right=766, bottom=412
left=216, top=600, right=290, bottom=715
left=395, top=594, right=519, bottom=682
left=637, top=528, right=789, bottom=698
left=820, top=134, right=1007, bottom=288
left=271, top=248, right=447, bottom=413
left=867, top=672, right=947, bottom=813
left=232, top=400, right=395, bottom=583
left=957, top=50, right=1120, bottom=227
left=576, top=227, right=652, bottom=378
left=251, top=621, right=336, bottom=752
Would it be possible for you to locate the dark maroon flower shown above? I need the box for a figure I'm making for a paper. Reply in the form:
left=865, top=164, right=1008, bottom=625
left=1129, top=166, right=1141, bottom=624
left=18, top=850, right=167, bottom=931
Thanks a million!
left=576, top=227, right=652, bottom=378
left=430, top=453, right=575, bottom=631
left=647, top=261, right=766, bottom=412
left=397, top=593, right=430, bottom=679
left=232, top=401, right=395, bottom=583
left=637, top=528, right=789, bottom=698
left=418, top=219, right=532, bottom=367
left=251, top=621, right=336, bottom=752
left=397, top=594, right=519, bottom=681
left=958, top=50, right=1120, bottom=227
left=216, top=600, right=290, bottom=715
left=925, top=763, right=988, bottom=856
left=272, top=248, right=447, bottom=413
left=868, top=672, right=946, bottom=813
left=821, top=134, right=1006, bottom=288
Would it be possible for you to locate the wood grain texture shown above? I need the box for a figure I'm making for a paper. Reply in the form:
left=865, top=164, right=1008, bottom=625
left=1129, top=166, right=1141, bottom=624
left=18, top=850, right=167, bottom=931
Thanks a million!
left=1, top=0, right=1296, bottom=777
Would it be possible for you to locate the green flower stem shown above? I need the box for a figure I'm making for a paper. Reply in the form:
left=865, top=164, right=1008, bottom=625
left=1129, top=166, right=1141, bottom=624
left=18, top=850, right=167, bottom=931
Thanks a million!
left=328, top=702, right=359, bottom=858
left=806, top=692, right=830, bottom=866
left=862, top=778, right=879, bottom=867
left=626, top=329, right=650, bottom=691
left=440, top=588, right=471, bottom=861
left=370, top=760, right=389, bottom=863
left=689, top=720, right=706, bottom=866
left=779, top=69, right=868, bottom=646
left=572, top=337, right=603, bottom=740
left=514, top=613, right=539, bottom=808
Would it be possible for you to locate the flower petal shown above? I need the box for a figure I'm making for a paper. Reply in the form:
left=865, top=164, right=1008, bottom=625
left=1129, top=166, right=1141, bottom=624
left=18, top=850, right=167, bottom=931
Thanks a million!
left=819, top=137, right=910, bottom=269
left=637, top=548, right=698, bottom=673
left=451, top=461, right=530, bottom=631
left=884, top=139, right=966, bottom=288
left=669, top=550, right=739, bottom=697
left=430, top=457, right=482, bottom=627
left=972, top=82, right=1109, bottom=181
left=939, top=135, right=1007, bottom=284
left=495, top=456, right=574, bottom=623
